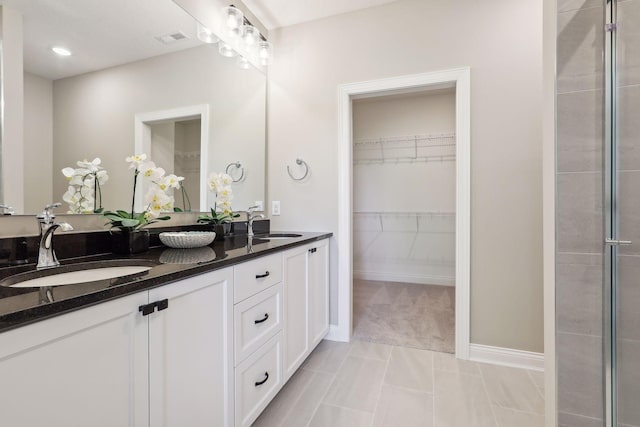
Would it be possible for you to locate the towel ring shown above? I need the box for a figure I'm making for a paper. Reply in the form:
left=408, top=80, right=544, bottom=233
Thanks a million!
left=225, top=161, right=245, bottom=182
left=287, top=158, right=309, bottom=181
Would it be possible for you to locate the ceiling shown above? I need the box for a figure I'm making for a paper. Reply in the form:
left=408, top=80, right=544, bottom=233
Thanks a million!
left=241, top=0, right=401, bottom=30
left=1, top=0, right=202, bottom=80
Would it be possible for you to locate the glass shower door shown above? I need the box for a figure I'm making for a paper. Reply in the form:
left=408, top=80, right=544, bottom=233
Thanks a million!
left=608, top=0, right=640, bottom=425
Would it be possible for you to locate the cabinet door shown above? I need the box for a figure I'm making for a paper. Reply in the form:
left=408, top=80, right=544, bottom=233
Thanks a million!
left=282, top=245, right=309, bottom=381
left=148, top=267, right=234, bottom=427
left=0, top=292, right=149, bottom=427
left=308, top=239, right=330, bottom=348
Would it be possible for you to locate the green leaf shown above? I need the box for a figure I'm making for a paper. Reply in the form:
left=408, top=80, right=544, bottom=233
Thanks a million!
left=156, top=216, right=171, bottom=221
left=104, top=214, right=124, bottom=222
left=173, top=207, right=183, bottom=212
left=94, top=207, right=104, bottom=214
left=116, top=210, right=131, bottom=218
left=121, top=218, right=140, bottom=227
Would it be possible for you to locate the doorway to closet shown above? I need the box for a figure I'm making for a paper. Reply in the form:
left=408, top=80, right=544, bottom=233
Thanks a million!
left=351, top=88, right=456, bottom=353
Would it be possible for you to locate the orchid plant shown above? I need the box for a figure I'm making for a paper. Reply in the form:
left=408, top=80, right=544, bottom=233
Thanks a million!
left=197, top=172, right=240, bottom=225
left=62, top=158, right=109, bottom=214
left=103, top=153, right=184, bottom=230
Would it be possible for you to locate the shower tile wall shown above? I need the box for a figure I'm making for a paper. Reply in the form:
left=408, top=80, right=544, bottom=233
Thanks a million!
left=556, top=0, right=605, bottom=426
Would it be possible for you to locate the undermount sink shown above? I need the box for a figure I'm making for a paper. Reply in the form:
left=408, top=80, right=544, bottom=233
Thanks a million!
left=257, top=233, right=303, bottom=240
left=0, top=259, right=156, bottom=288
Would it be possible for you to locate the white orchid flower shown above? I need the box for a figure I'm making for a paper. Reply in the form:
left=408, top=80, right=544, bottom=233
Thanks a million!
left=219, top=186, right=233, bottom=199
left=126, top=153, right=147, bottom=169
left=220, top=174, right=233, bottom=186
left=96, top=170, right=109, bottom=185
left=77, top=158, right=101, bottom=172
left=62, top=167, right=76, bottom=179
left=163, top=174, right=184, bottom=189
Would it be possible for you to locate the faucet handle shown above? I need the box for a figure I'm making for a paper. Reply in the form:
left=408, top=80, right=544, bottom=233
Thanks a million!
left=38, top=202, right=62, bottom=220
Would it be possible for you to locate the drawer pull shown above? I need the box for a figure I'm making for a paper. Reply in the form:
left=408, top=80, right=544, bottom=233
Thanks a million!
left=255, top=372, right=269, bottom=387
left=255, top=271, right=270, bottom=279
left=254, top=313, right=270, bottom=324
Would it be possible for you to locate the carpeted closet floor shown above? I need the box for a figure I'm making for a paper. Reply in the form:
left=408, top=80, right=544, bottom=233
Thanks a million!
left=352, top=279, right=455, bottom=353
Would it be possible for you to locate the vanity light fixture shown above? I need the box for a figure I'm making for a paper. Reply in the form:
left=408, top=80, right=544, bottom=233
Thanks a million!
left=236, top=56, right=250, bottom=69
left=241, top=24, right=260, bottom=48
left=258, top=41, right=273, bottom=66
left=197, top=23, right=219, bottom=44
left=51, top=46, right=72, bottom=56
left=218, top=41, right=238, bottom=58
left=222, top=5, right=244, bottom=38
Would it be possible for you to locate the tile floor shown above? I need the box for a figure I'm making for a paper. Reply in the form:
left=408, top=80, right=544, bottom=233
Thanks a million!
left=252, top=339, right=545, bottom=427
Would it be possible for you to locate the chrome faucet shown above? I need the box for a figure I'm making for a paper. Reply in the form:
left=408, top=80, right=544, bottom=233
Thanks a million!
left=247, top=205, right=265, bottom=237
left=0, top=204, right=14, bottom=215
left=37, top=203, right=73, bottom=269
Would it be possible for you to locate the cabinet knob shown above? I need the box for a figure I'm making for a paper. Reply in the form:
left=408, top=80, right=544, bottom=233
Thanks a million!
left=308, top=247, right=317, bottom=253
left=255, top=271, right=270, bottom=279
left=255, top=371, right=270, bottom=387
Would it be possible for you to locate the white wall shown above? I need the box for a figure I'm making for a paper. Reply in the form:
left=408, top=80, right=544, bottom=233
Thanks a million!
left=174, top=120, right=202, bottom=211
left=267, top=0, right=543, bottom=352
left=51, top=45, right=265, bottom=215
left=23, top=72, right=53, bottom=214
left=352, top=90, right=456, bottom=285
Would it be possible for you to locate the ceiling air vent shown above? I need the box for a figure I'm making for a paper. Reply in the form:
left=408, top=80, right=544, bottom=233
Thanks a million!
left=155, top=31, right=189, bottom=44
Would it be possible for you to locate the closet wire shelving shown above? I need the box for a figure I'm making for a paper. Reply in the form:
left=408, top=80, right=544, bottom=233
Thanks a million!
left=353, top=132, right=456, bottom=164
left=353, top=211, right=455, bottom=266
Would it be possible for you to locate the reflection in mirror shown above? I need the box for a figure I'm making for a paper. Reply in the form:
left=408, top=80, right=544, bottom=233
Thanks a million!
left=1, top=0, right=266, bottom=215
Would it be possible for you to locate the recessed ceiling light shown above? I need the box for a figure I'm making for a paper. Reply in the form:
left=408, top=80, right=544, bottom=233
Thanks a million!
left=52, top=46, right=72, bottom=56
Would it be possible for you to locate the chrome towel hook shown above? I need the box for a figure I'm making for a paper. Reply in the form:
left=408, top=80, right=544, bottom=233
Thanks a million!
left=287, top=158, right=309, bottom=181
left=225, top=161, right=245, bottom=182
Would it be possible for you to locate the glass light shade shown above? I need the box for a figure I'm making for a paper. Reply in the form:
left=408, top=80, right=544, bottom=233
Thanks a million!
left=258, top=41, right=274, bottom=66
left=222, top=6, right=244, bottom=38
left=236, top=56, right=251, bottom=70
left=197, top=23, right=219, bottom=44
left=242, top=25, right=260, bottom=48
left=218, top=42, right=237, bottom=58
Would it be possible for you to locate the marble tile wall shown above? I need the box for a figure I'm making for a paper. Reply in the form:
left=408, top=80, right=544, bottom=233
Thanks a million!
left=556, top=0, right=605, bottom=425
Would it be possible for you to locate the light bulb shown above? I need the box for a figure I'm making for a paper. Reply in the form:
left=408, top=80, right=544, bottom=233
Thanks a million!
left=242, top=25, right=259, bottom=47
left=258, top=41, right=273, bottom=66
left=197, top=23, right=219, bottom=44
left=237, top=56, right=250, bottom=70
left=222, top=6, right=244, bottom=38
left=218, top=42, right=237, bottom=58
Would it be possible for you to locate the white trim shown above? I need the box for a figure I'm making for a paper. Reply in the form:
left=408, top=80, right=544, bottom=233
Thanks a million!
left=134, top=105, right=210, bottom=211
left=324, top=324, right=348, bottom=342
left=469, top=343, right=545, bottom=372
left=337, top=67, right=472, bottom=360
left=353, top=270, right=454, bottom=287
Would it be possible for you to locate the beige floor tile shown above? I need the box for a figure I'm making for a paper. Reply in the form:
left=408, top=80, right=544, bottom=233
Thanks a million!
left=434, top=370, right=496, bottom=427
left=323, top=355, right=386, bottom=412
left=383, top=346, right=434, bottom=392
left=252, top=368, right=315, bottom=427
left=350, top=340, right=393, bottom=361
left=493, top=405, right=545, bottom=427
left=301, top=339, right=351, bottom=374
left=278, top=371, right=334, bottom=427
left=479, top=364, right=545, bottom=415
left=309, top=404, right=373, bottom=427
left=433, top=351, right=481, bottom=376
left=372, top=385, right=433, bottom=427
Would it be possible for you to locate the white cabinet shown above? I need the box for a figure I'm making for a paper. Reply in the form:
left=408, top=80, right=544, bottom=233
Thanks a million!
left=308, top=239, right=330, bottom=348
left=0, top=267, right=234, bottom=427
left=0, top=292, right=150, bottom=427
left=148, top=268, right=234, bottom=427
left=282, top=239, right=330, bottom=381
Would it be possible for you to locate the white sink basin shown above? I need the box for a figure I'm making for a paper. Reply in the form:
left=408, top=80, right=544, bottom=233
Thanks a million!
left=1, top=260, right=156, bottom=288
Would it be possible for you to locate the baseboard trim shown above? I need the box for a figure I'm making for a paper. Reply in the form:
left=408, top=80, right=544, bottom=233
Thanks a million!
left=353, top=270, right=454, bottom=286
left=469, top=343, right=544, bottom=371
left=324, top=324, right=349, bottom=342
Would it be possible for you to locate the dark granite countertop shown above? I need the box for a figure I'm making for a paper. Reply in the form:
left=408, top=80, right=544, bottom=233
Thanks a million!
left=0, top=231, right=332, bottom=334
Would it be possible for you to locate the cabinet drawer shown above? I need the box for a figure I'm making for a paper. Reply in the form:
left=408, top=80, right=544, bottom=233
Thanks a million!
left=235, top=332, right=283, bottom=427
left=234, top=253, right=282, bottom=303
left=234, top=283, right=283, bottom=364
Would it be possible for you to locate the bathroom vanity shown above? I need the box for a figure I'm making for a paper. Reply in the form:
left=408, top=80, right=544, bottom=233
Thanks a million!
left=0, top=232, right=330, bottom=427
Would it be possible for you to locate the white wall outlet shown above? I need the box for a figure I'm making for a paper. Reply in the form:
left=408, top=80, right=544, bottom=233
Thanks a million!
left=254, top=201, right=264, bottom=211
left=271, top=201, right=281, bottom=216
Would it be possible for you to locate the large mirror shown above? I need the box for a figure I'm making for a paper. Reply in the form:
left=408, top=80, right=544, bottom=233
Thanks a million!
left=0, top=0, right=266, bottom=215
